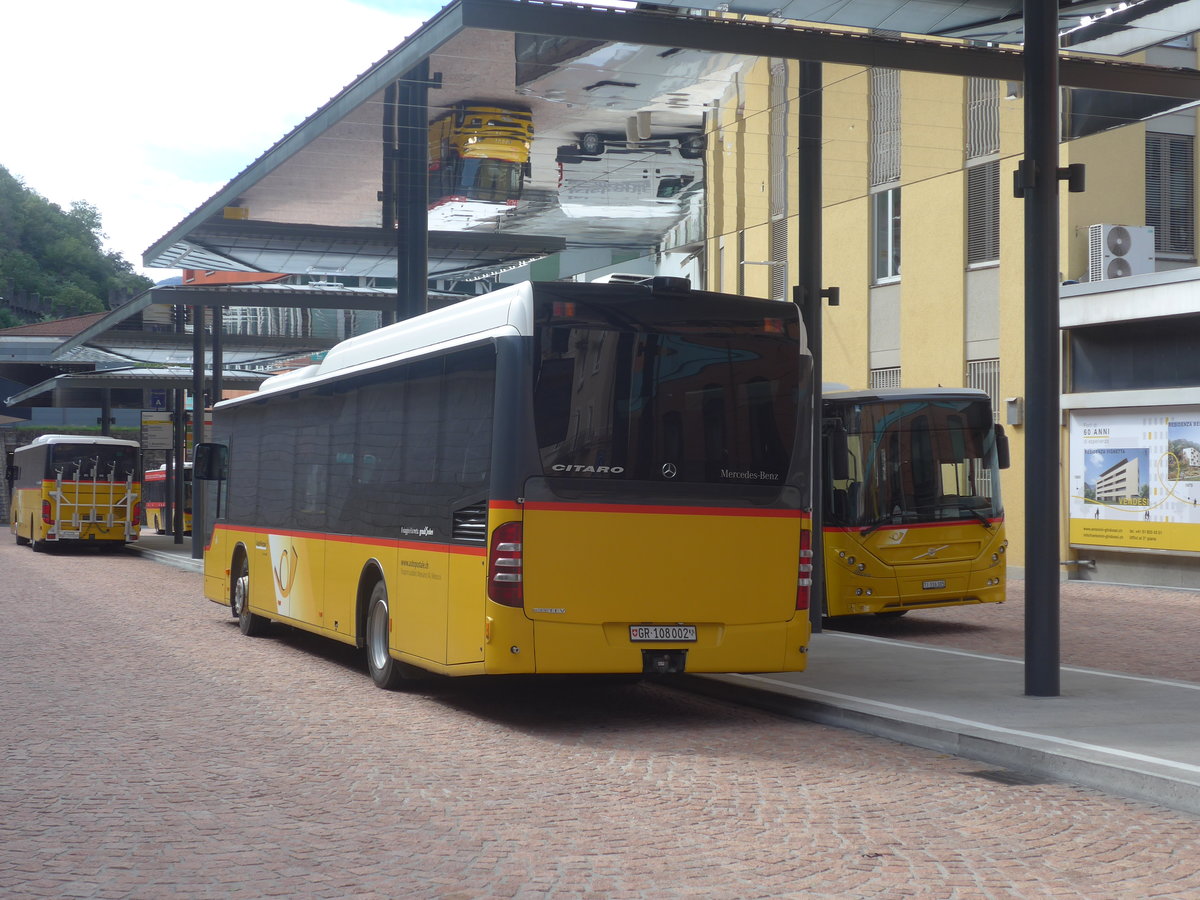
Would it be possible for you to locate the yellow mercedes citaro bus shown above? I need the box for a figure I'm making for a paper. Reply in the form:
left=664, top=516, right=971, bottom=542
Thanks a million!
left=821, top=388, right=1010, bottom=618
left=194, top=278, right=815, bottom=688
left=8, top=434, right=141, bottom=551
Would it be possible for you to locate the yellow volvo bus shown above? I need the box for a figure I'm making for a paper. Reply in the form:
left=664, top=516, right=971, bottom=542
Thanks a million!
left=195, top=278, right=814, bottom=687
left=8, top=434, right=141, bottom=551
left=821, top=388, right=1010, bottom=618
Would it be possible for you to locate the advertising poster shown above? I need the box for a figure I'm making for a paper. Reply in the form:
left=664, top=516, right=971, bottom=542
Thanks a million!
left=1069, top=408, right=1200, bottom=553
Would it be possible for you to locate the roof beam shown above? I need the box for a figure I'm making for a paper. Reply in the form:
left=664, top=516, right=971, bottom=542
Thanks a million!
left=459, top=0, right=1200, bottom=98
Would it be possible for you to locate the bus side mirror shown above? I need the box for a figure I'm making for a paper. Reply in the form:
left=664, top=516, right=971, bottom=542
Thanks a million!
left=4, top=464, right=15, bottom=484
left=193, top=443, right=228, bottom=481
left=826, top=420, right=850, bottom=482
left=994, top=424, right=1011, bottom=470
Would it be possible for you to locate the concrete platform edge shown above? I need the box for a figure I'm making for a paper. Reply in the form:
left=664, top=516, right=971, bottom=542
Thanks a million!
left=680, top=673, right=1200, bottom=818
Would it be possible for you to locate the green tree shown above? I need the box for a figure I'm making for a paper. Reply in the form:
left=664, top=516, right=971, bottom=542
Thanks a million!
left=0, top=165, right=152, bottom=326
left=50, top=284, right=105, bottom=317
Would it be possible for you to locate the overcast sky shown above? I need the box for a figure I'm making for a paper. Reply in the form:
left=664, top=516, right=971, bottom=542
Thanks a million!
left=1, top=0, right=445, bottom=280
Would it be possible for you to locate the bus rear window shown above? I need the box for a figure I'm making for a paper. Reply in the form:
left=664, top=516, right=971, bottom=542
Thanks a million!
left=534, top=321, right=798, bottom=484
left=49, top=445, right=138, bottom=481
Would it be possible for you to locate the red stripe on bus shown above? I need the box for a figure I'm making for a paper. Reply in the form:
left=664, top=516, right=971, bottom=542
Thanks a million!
left=210, top=523, right=486, bottom=556
left=520, top=501, right=804, bottom=518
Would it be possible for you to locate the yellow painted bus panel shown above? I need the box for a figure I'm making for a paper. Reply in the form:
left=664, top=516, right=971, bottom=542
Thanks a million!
left=447, top=550, right=487, bottom=665
left=531, top=614, right=809, bottom=674
left=823, top=523, right=1007, bottom=617
left=482, top=605, right=538, bottom=674
left=522, top=506, right=800, bottom=627
left=391, top=546, right=450, bottom=665
left=321, top=538, right=383, bottom=638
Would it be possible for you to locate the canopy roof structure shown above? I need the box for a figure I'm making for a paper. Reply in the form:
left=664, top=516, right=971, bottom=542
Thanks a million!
left=5, top=367, right=270, bottom=406
left=144, top=0, right=1200, bottom=284
left=50, top=282, right=404, bottom=370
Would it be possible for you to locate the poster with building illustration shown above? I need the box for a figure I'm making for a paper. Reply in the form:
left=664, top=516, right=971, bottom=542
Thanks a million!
left=1069, top=409, right=1200, bottom=553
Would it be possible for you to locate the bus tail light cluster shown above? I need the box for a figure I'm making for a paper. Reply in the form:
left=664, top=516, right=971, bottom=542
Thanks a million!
left=488, top=521, right=524, bottom=607
left=797, top=529, right=813, bottom=611
left=41, top=501, right=54, bottom=525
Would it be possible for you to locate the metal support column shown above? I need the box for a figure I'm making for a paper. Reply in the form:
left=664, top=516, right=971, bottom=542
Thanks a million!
left=211, top=305, right=223, bottom=405
left=171, top=387, right=185, bottom=546
left=99, top=389, right=113, bottom=436
left=797, top=60, right=826, bottom=632
left=386, top=59, right=432, bottom=322
left=191, top=305, right=206, bottom=560
left=170, top=304, right=185, bottom=545
left=1023, top=0, right=1061, bottom=696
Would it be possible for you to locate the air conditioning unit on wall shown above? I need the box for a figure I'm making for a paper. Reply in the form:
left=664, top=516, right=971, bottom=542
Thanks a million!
left=1088, top=224, right=1155, bottom=281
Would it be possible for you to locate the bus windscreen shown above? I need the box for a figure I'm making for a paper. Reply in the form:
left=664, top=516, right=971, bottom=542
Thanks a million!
left=829, top=398, right=1001, bottom=528
left=533, top=295, right=799, bottom=485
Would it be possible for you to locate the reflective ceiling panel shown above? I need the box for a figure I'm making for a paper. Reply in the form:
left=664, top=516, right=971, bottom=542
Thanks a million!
left=145, top=0, right=1200, bottom=288
left=159, top=22, right=770, bottom=284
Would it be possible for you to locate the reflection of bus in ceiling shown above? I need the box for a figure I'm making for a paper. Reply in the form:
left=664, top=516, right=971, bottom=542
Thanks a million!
left=427, top=103, right=533, bottom=229
left=555, top=135, right=703, bottom=223
left=822, top=388, right=1010, bottom=618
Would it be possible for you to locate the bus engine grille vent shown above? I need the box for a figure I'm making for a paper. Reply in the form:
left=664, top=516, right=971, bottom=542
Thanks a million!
left=452, top=504, right=488, bottom=544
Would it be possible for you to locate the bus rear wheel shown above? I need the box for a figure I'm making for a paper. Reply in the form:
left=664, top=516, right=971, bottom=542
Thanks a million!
left=366, top=581, right=409, bottom=690
left=233, top=559, right=269, bottom=636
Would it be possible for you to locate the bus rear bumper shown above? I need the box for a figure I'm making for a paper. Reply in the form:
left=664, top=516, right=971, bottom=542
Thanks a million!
left=506, top=616, right=810, bottom=675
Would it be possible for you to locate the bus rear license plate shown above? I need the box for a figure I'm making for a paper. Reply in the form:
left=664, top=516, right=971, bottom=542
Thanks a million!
left=922, top=580, right=947, bottom=590
left=630, top=625, right=697, bottom=642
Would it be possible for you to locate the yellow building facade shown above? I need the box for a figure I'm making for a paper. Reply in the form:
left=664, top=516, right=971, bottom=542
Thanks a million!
left=703, top=42, right=1200, bottom=573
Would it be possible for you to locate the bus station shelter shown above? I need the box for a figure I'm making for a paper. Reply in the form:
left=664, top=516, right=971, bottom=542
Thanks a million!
left=142, top=0, right=1200, bottom=694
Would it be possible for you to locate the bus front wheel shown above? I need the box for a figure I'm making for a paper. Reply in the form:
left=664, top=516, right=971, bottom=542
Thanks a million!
left=234, top=559, right=270, bottom=636
left=13, top=520, right=28, bottom=546
left=366, top=581, right=408, bottom=690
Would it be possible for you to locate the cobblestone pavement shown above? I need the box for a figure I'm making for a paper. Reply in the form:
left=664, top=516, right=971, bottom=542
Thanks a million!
left=825, top=578, right=1200, bottom=684
left=2, top=540, right=1199, bottom=900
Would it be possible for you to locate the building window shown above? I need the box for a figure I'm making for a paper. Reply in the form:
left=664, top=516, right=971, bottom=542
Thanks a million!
left=869, top=366, right=901, bottom=389
left=966, top=358, right=1000, bottom=421
left=1146, top=132, right=1195, bottom=255
left=869, top=68, right=900, bottom=187
left=872, top=187, right=901, bottom=281
left=966, top=161, right=1000, bottom=264
left=965, top=78, right=1000, bottom=160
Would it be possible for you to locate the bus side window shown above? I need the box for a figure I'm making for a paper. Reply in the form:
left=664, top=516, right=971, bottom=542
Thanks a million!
left=193, top=443, right=228, bottom=481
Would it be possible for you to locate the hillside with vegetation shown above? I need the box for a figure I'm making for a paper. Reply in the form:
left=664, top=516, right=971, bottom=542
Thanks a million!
left=0, top=165, right=153, bottom=328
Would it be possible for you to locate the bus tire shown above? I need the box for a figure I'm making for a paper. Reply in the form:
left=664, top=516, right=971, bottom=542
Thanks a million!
left=14, top=521, right=29, bottom=546
left=234, top=558, right=270, bottom=636
left=579, top=132, right=605, bottom=156
left=366, top=580, right=407, bottom=690
left=875, top=610, right=909, bottom=618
